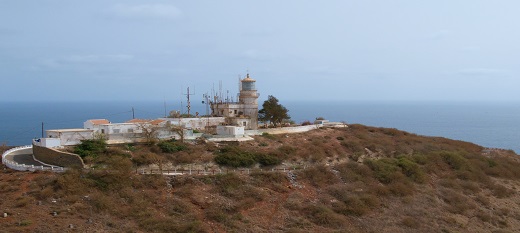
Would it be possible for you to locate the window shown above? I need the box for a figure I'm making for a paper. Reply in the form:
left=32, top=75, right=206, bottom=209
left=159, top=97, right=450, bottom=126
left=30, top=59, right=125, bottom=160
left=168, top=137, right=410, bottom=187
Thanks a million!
left=243, top=122, right=247, bottom=126
left=128, top=129, right=134, bottom=133
left=234, top=110, right=238, bottom=114
left=113, top=129, right=120, bottom=134
left=101, top=129, right=105, bottom=134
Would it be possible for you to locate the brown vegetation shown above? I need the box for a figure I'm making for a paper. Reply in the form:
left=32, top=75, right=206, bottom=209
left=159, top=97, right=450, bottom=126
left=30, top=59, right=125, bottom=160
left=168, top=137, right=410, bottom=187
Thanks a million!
left=1, top=125, right=520, bottom=232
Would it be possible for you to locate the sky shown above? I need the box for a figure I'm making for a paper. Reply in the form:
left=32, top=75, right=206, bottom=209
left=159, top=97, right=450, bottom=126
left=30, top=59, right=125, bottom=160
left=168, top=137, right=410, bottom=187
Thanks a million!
left=1, top=1, right=520, bottom=103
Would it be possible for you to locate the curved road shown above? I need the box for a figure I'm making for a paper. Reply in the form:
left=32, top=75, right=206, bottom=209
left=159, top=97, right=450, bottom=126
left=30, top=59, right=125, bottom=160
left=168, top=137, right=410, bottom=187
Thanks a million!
left=4, top=148, right=51, bottom=168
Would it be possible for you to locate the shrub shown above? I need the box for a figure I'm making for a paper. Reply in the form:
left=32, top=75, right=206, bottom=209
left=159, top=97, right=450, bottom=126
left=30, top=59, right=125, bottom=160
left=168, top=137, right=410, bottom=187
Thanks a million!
left=328, top=185, right=380, bottom=216
left=132, top=152, right=159, bottom=166
left=490, top=183, right=515, bottom=198
left=387, top=180, right=414, bottom=196
left=335, top=162, right=373, bottom=183
left=251, top=171, right=286, bottom=184
left=251, top=171, right=289, bottom=192
left=440, top=188, right=476, bottom=214
left=18, top=220, right=32, bottom=226
left=300, top=165, right=339, bottom=187
left=15, top=196, right=34, bottom=207
left=364, top=158, right=402, bottom=184
left=278, top=145, right=296, bottom=155
left=303, top=204, right=344, bottom=228
left=440, top=152, right=468, bottom=170
left=341, top=141, right=364, bottom=153
left=255, top=152, right=282, bottom=166
left=397, top=156, right=426, bottom=183
left=74, top=139, right=107, bottom=158
left=158, top=141, right=187, bottom=153
left=301, top=120, right=312, bottom=126
left=86, top=156, right=134, bottom=191
left=214, top=146, right=283, bottom=167
left=214, top=146, right=256, bottom=167
left=261, top=132, right=276, bottom=140
left=214, top=173, right=245, bottom=197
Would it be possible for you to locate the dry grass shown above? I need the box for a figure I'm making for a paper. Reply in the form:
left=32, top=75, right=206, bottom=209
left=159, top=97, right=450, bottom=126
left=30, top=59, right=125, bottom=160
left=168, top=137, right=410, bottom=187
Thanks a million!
left=2, top=126, right=520, bottom=232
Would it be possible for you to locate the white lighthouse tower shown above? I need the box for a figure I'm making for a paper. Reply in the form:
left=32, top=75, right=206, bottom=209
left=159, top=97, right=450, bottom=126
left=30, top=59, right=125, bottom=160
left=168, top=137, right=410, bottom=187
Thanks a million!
left=239, top=73, right=259, bottom=129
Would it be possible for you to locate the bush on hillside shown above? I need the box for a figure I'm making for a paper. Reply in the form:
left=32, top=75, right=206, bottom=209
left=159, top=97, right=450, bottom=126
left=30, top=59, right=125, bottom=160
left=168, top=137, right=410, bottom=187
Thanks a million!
left=255, top=153, right=282, bottom=166
left=158, top=141, right=187, bottom=153
left=214, top=146, right=256, bottom=167
left=364, top=158, right=403, bottom=184
left=74, top=139, right=107, bottom=158
left=214, top=146, right=282, bottom=167
left=397, top=156, right=426, bottom=183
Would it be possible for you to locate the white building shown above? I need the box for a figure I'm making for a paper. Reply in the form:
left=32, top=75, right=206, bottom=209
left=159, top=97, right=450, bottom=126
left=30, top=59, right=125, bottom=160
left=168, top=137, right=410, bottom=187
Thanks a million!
left=45, top=129, right=94, bottom=146
left=210, top=74, right=259, bottom=130
left=35, top=73, right=263, bottom=147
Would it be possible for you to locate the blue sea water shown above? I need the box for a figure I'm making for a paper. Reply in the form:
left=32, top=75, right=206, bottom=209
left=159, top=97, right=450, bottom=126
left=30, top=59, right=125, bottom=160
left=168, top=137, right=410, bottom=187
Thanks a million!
left=1, top=101, right=519, bottom=153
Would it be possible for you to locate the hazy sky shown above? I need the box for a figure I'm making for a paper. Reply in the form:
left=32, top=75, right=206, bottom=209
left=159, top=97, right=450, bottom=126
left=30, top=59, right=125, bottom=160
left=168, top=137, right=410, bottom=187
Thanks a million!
left=1, top=1, right=519, bottom=102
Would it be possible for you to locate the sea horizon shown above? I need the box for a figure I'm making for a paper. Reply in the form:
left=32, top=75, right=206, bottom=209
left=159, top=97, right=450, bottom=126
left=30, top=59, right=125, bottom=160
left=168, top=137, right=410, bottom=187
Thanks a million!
left=1, top=100, right=519, bottom=153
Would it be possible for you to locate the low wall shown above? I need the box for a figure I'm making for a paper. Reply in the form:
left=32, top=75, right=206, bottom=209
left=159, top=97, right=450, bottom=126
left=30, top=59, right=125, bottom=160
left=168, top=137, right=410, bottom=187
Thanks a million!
left=32, top=144, right=84, bottom=168
left=254, top=124, right=320, bottom=135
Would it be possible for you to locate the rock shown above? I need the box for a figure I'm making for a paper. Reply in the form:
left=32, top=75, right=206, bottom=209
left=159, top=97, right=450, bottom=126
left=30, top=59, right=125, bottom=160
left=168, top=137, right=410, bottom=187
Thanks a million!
left=52, top=211, right=57, bottom=216
left=69, top=224, right=74, bottom=229
left=3, top=213, right=7, bottom=218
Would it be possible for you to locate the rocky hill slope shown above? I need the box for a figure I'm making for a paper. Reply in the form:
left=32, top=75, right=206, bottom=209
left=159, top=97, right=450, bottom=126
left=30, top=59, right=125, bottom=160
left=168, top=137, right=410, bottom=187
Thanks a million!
left=1, top=125, right=519, bottom=232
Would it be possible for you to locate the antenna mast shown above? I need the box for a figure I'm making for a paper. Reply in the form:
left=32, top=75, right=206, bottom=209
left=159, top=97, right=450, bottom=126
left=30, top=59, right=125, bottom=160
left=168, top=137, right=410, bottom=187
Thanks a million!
left=183, top=87, right=195, bottom=116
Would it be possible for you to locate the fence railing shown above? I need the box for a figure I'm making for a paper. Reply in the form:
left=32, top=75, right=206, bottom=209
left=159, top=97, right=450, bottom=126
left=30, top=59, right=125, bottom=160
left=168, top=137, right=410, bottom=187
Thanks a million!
left=1, top=145, right=65, bottom=172
left=136, top=167, right=303, bottom=176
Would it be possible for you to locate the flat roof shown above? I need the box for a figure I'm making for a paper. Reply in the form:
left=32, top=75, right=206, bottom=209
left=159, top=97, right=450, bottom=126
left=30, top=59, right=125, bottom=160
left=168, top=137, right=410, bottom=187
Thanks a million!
left=46, top=129, right=94, bottom=133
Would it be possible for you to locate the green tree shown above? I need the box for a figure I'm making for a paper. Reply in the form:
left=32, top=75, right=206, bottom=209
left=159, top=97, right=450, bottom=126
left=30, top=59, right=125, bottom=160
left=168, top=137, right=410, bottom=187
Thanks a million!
left=258, top=95, right=290, bottom=127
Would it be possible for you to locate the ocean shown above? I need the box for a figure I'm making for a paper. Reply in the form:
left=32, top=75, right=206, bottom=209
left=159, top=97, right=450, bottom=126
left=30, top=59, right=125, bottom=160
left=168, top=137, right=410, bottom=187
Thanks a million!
left=1, top=101, right=519, bottom=153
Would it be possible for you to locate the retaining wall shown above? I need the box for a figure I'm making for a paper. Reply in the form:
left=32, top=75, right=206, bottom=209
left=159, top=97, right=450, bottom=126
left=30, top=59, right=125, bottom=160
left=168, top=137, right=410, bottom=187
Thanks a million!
left=32, top=144, right=84, bottom=168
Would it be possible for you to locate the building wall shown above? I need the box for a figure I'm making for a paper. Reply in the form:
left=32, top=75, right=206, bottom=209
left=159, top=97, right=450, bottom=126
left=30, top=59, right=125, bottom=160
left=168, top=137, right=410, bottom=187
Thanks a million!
left=211, top=104, right=244, bottom=118
left=32, top=144, right=85, bottom=168
left=47, top=130, right=93, bottom=146
left=33, top=138, right=61, bottom=148
left=163, top=117, right=226, bottom=130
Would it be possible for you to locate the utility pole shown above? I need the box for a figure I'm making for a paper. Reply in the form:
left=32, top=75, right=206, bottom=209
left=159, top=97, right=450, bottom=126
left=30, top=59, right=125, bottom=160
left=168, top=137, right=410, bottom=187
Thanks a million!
left=41, top=122, right=44, bottom=138
left=163, top=98, right=167, bottom=117
left=203, top=93, right=211, bottom=131
left=132, top=107, right=135, bottom=119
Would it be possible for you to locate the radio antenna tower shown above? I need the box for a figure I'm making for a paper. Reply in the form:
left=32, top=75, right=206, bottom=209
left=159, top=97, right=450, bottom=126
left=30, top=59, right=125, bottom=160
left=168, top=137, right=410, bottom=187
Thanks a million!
left=183, top=87, right=195, bottom=116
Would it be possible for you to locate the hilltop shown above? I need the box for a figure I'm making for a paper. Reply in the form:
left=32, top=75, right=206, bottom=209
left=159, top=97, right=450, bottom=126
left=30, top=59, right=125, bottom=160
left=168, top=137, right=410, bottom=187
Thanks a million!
left=1, top=125, right=520, bottom=232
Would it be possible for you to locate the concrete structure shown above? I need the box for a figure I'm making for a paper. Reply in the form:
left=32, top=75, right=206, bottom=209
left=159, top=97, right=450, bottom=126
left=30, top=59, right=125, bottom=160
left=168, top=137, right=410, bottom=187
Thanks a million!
left=46, top=129, right=94, bottom=146
left=210, top=74, right=259, bottom=130
left=217, top=125, right=245, bottom=136
left=2, top=145, right=65, bottom=172
left=32, top=144, right=84, bottom=168
left=161, top=117, right=226, bottom=131
left=33, top=137, right=61, bottom=148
